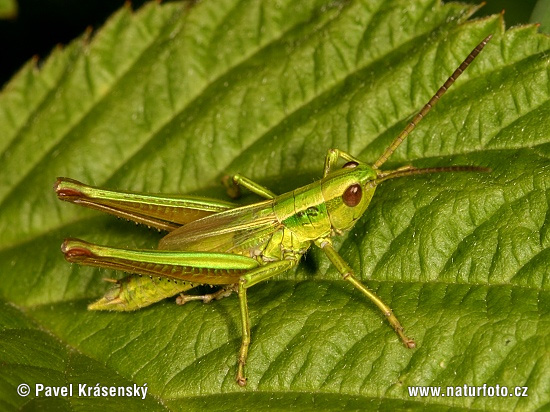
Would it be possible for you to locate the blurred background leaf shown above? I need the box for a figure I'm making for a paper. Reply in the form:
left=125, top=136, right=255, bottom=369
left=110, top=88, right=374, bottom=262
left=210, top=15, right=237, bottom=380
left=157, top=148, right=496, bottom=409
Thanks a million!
left=0, top=0, right=16, bottom=19
left=530, top=0, right=550, bottom=32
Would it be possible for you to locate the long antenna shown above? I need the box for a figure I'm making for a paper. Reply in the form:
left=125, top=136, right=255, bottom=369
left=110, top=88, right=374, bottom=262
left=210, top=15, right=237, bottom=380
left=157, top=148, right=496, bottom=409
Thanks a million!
left=372, top=34, right=492, bottom=169
left=370, top=165, right=491, bottom=187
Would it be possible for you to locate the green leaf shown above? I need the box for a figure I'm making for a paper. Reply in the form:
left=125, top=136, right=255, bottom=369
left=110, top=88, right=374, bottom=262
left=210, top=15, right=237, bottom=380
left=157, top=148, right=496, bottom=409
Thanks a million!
left=0, top=0, right=548, bottom=410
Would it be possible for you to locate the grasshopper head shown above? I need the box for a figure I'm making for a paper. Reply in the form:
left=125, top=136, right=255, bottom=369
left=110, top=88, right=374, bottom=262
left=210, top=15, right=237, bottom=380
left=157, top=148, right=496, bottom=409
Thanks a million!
left=321, top=160, right=490, bottom=234
left=319, top=35, right=493, bottom=234
left=321, top=161, right=379, bottom=233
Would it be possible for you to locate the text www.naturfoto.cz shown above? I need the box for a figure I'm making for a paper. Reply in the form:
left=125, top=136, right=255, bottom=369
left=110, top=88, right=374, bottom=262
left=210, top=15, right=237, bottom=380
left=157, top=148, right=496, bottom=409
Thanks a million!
left=408, top=384, right=528, bottom=398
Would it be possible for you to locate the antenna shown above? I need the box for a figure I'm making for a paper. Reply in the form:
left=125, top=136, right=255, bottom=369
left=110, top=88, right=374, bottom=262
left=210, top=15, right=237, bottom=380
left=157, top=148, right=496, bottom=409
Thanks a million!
left=370, top=165, right=491, bottom=187
left=372, top=34, right=492, bottom=169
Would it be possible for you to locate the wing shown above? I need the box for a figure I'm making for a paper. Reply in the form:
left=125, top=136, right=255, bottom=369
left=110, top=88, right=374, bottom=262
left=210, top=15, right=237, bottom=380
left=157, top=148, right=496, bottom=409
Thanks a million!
left=158, top=199, right=282, bottom=255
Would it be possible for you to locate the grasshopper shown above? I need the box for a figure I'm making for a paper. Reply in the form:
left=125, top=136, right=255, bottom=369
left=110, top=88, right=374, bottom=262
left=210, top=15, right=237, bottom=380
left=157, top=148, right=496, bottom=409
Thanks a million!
left=55, top=35, right=491, bottom=386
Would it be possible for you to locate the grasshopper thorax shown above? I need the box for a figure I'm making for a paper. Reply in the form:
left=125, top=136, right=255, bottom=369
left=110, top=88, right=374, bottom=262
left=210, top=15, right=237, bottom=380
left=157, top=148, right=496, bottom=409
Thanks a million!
left=321, top=162, right=378, bottom=233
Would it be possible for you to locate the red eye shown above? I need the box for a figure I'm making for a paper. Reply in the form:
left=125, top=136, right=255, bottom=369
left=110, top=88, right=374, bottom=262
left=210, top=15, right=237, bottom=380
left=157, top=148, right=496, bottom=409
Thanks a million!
left=342, top=161, right=359, bottom=169
left=342, top=184, right=362, bottom=207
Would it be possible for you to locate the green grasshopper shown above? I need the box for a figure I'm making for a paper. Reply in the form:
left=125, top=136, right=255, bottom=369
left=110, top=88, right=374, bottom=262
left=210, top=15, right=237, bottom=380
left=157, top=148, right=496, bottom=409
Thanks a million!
left=55, top=35, right=491, bottom=386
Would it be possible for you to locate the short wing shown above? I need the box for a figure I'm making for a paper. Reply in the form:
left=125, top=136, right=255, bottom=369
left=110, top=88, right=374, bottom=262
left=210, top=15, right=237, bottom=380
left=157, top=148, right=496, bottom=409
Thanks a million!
left=158, top=199, right=282, bottom=254
left=55, top=178, right=237, bottom=232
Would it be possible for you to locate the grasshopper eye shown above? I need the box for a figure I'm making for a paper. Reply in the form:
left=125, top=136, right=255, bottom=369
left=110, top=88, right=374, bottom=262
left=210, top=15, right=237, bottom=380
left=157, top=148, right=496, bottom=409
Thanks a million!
left=342, top=184, right=362, bottom=207
left=342, top=161, right=359, bottom=169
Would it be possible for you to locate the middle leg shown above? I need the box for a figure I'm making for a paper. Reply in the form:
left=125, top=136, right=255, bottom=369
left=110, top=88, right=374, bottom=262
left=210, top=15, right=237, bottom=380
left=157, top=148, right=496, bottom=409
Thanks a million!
left=236, top=259, right=297, bottom=386
left=223, top=174, right=277, bottom=199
